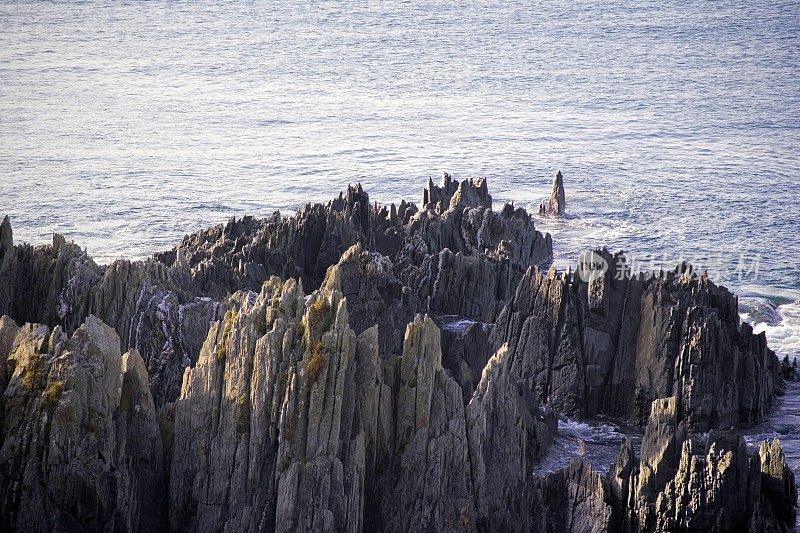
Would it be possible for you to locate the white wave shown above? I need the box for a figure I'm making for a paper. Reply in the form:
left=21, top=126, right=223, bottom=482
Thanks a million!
left=743, top=300, right=800, bottom=359
left=557, top=418, right=627, bottom=444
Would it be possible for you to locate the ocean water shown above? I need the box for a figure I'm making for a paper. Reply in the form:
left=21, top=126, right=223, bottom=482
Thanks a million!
left=1, top=0, right=799, bottom=478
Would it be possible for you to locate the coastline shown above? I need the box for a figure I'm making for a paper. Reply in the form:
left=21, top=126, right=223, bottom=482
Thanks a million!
left=0, top=176, right=796, bottom=531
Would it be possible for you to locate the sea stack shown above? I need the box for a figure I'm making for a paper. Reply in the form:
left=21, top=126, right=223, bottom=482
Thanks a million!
left=540, top=170, right=566, bottom=215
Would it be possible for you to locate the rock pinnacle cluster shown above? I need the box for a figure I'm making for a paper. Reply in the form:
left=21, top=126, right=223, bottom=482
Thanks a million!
left=0, top=174, right=794, bottom=532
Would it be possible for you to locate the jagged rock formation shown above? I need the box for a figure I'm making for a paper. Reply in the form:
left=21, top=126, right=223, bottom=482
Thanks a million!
left=0, top=316, right=165, bottom=531
left=164, top=281, right=557, bottom=531
left=531, top=396, right=796, bottom=532
left=532, top=457, right=614, bottom=532
left=1, top=175, right=796, bottom=532
left=0, top=224, right=223, bottom=406
left=372, top=314, right=480, bottom=531
left=539, top=170, right=566, bottom=216
left=321, top=244, right=417, bottom=356
left=414, top=248, right=523, bottom=322
left=321, top=243, right=521, bottom=357
left=437, top=316, right=491, bottom=403
left=0, top=177, right=551, bottom=406
left=0, top=226, right=103, bottom=331
left=168, top=278, right=369, bottom=532
left=491, top=250, right=782, bottom=430
left=467, top=344, right=558, bottom=530
left=608, top=396, right=796, bottom=531
left=423, top=173, right=492, bottom=213
left=0, top=287, right=795, bottom=532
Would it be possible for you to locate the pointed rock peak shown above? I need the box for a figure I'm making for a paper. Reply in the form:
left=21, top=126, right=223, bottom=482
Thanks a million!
left=547, top=170, right=566, bottom=216
left=340, top=242, right=364, bottom=262
left=0, top=215, right=11, bottom=249
left=51, top=232, right=67, bottom=253
left=448, top=177, right=493, bottom=211
left=403, top=314, right=442, bottom=367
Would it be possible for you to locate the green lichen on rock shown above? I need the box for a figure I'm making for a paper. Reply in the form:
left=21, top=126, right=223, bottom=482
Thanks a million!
left=21, top=355, right=48, bottom=389
left=215, top=309, right=239, bottom=361
left=41, top=379, right=64, bottom=409
left=306, top=340, right=325, bottom=383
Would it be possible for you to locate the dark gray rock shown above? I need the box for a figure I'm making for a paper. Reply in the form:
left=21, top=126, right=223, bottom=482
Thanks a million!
left=423, top=173, right=492, bottom=213
left=491, top=250, right=782, bottom=430
left=539, top=170, right=566, bottom=216
left=532, top=457, right=614, bottom=532
left=0, top=178, right=552, bottom=408
left=467, top=344, right=558, bottom=531
left=321, top=243, right=417, bottom=356
left=603, top=396, right=797, bottom=532
left=437, top=316, right=491, bottom=403
left=0, top=316, right=165, bottom=531
left=2, top=177, right=794, bottom=533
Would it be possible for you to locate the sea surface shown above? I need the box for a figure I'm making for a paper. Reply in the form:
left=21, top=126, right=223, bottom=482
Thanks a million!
left=1, top=0, right=799, bottom=483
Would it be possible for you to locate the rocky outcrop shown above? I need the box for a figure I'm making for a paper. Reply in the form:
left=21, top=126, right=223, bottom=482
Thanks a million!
left=605, top=396, right=797, bottom=532
left=531, top=395, right=797, bottom=532
left=423, top=173, right=492, bottom=213
left=168, top=278, right=378, bottom=532
left=491, top=250, right=782, bottom=430
left=372, top=315, right=479, bottom=531
left=0, top=177, right=551, bottom=407
left=532, top=457, right=614, bottom=532
left=467, top=344, right=558, bottom=530
left=168, top=279, right=306, bottom=532
left=437, top=316, right=491, bottom=403
left=0, top=280, right=794, bottom=533
left=414, top=249, right=523, bottom=322
left=0, top=230, right=103, bottom=332
left=321, top=244, right=417, bottom=356
left=1, top=176, right=795, bottom=532
left=88, top=259, right=222, bottom=405
left=539, top=170, right=566, bottom=216
left=0, top=315, right=18, bottom=395
left=0, top=217, right=14, bottom=317
left=0, top=316, right=165, bottom=531
left=404, top=196, right=552, bottom=272
left=321, top=243, right=518, bottom=358
left=166, top=282, right=557, bottom=532
left=0, top=227, right=221, bottom=406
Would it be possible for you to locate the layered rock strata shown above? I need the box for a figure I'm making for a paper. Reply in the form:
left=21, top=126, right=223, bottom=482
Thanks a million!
left=531, top=396, right=796, bottom=532
left=0, top=174, right=795, bottom=532
left=0, top=285, right=794, bottom=532
left=0, top=316, right=165, bottom=531
left=164, top=279, right=558, bottom=531
left=0, top=177, right=552, bottom=405
left=491, top=250, right=782, bottom=429
left=608, top=396, right=797, bottom=532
